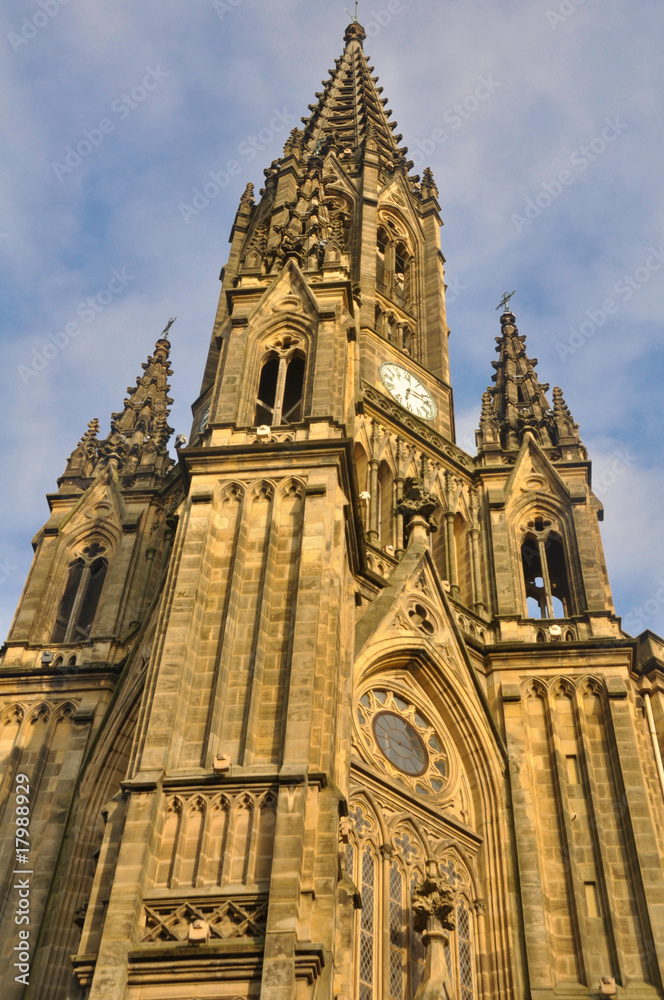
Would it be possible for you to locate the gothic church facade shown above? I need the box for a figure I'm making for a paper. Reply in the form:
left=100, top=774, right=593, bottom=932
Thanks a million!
left=2, top=19, right=664, bottom=1000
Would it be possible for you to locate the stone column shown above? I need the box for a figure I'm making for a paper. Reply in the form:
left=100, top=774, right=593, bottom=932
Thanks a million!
left=394, top=476, right=405, bottom=557
left=368, top=459, right=379, bottom=544
left=411, top=863, right=457, bottom=1000
left=445, top=512, right=459, bottom=599
left=469, top=526, right=485, bottom=615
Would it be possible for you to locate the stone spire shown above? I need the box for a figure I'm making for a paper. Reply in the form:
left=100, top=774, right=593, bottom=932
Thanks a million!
left=224, top=22, right=422, bottom=285
left=298, top=20, right=410, bottom=169
left=476, top=308, right=586, bottom=461
left=60, top=322, right=176, bottom=488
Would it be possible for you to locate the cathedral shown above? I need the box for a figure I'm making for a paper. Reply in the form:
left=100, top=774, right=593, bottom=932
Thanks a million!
left=3, top=18, right=664, bottom=1000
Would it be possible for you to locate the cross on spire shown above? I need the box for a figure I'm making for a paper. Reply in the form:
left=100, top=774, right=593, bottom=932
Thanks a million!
left=496, top=290, right=516, bottom=313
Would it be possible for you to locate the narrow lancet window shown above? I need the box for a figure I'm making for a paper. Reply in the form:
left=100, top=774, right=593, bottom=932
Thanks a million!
left=52, top=544, right=108, bottom=643
left=522, top=529, right=571, bottom=619
left=359, top=847, right=376, bottom=999
left=254, top=349, right=305, bottom=426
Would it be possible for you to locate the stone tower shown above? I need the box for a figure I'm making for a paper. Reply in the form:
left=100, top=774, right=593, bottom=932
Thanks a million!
left=2, top=19, right=664, bottom=1000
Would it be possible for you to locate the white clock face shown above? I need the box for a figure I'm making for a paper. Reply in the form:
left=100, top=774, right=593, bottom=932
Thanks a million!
left=379, top=363, right=437, bottom=420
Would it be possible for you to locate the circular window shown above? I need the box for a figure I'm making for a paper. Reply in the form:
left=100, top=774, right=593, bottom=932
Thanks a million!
left=372, top=711, right=428, bottom=775
left=356, top=689, right=449, bottom=796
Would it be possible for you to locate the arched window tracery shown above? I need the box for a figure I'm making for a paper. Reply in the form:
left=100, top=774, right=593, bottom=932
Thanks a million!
left=377, top=461, right=394, bottom=549
left=520, top=516, right=572, bottom=619
left=52, top=542, right=108, bottom=643
left=347, top=803, right=478, bottom=1000
left=359, top=844, right=377, bottom=1000
left=375, top=220, right=415, bottom=316
left=254, top=335, right=306, bottom=427
left=439, top=856, right=477, bottom=1000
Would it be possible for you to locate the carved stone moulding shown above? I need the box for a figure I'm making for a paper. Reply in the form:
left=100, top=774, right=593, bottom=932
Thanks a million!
left=140, top=895, right=268, bottom=944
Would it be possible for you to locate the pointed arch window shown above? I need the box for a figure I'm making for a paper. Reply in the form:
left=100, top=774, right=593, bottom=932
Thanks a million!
left=522, top=523, right=572, bottom=619
left=389, top=861, right=405, bottom=1000
left=52, top=543, right=108, bottom=643
left=254, top=344, right=305, bottom=426
left=375, top=221, right=415, bottom=315
left=359, top=846, right=377, bottom=1000
left=377, top=461, right=394, bottom=549
left=348, top=805, right=478, bottom=1000
left=457, top=899, right=474, bottom=1000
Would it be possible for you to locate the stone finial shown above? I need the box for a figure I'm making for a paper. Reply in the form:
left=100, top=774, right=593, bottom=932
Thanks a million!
left=553, top=385, right=573, bottom=419
left=240, top=182, right=255, bottom=206
left=344, top=21, right=366, bottom=45
left=60, top=327, right=176, bottom=489
left=421, top=166, right=439, bottom=199
left=412, top=872, right=457, bottom=933
left=396, top=477, right=439, bottom=534
left=479, top=389, right=494, bottom=427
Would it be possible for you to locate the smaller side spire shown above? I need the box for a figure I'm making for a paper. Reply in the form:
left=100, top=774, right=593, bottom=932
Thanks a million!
left=59, top=322, right=176, bottom=489
left=476, top=308, right=586, bottom=462
left=552, top=386, right=583, bottom=456
left=421, top=166, right=439, bottom=200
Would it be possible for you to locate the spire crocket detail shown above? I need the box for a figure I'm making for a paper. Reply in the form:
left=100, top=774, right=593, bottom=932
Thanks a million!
left=476, top=307, right=585, bottom=462
left=60, top=321, right=175, bottom=487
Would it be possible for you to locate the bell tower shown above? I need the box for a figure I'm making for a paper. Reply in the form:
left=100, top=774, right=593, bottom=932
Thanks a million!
left=2, top=18, right=664, bottom=1000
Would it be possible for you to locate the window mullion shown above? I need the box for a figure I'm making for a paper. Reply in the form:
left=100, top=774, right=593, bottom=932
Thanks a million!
left=273, top=356, right=289, bottom=425
left=538, top=537, right=555, bottom=618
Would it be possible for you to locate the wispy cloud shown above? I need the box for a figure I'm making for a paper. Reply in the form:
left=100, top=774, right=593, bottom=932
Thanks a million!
left=0, top=0, right=663, bottom=641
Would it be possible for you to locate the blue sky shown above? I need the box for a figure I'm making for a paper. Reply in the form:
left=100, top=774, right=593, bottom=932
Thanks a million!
left=1, top=0, right=662, bottom=640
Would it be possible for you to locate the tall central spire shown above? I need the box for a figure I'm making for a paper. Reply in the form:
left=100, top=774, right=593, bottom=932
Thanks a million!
left=297, top=20, right=411, bottom=168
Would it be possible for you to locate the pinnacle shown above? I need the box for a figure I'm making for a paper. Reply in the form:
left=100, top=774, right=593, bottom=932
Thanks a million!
left=476, top=307, right=584, bottom=460
left=59, top=324, right=176, bottom=488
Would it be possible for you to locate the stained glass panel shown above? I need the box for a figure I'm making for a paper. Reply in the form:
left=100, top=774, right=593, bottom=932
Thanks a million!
left=458, top=900, right=474, bottom=1000
left=389, top=862, right=404, bottom=1000
left=359, top=848, right=375, bottom=999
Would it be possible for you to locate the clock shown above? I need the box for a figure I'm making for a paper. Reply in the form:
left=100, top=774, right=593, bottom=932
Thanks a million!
left=372, top=710, right=429, bottom=776
left=379, top=363, right=437, bottom=420
left=356, top=689, right=449, bottom=795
